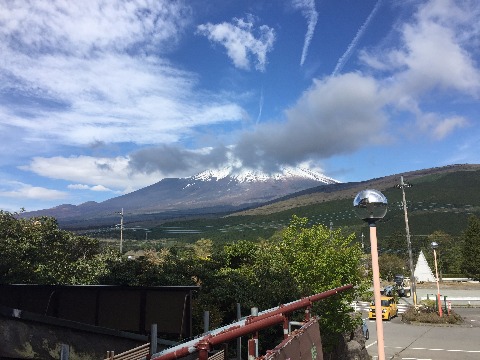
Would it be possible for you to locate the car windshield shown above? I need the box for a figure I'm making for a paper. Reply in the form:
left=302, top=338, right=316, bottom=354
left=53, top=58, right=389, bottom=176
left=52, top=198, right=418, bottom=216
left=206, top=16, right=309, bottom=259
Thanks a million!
left=381, top=300, right=390, bottom=307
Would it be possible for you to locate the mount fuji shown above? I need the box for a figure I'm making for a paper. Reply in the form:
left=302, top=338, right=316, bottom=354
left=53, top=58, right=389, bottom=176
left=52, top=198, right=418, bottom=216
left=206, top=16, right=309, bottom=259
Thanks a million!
left=22, top=167, right=340, bottom=228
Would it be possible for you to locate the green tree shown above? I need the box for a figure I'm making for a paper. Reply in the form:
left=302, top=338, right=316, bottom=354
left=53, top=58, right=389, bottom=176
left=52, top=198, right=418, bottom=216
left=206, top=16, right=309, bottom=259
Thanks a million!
left=188, top=238, right=300, bottom=351
left=275, top=216, right=368, bottom=351
left=0, top=211, right=113, bottom=284
left=426, top=231, right=463, bottom=275
left=462, top=216, right=480, bottom=280
left=379, top=231, right=408, bottom=256
left=191, top=239, right=296, bottom=331
left=378, top=253, right=407, bottom=281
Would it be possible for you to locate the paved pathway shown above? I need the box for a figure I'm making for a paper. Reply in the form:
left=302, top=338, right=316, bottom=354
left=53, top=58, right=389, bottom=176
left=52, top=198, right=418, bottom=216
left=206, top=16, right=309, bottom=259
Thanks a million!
left=364, top=310, right=480, bottom=360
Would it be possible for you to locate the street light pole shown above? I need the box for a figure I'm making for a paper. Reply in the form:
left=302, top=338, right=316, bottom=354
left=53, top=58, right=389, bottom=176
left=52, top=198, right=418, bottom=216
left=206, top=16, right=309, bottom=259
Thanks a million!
left=354, top=189, right=388, bottom=360
left=396, top=176, right=417, bottom=306
left=431, top=242, right=443, bottom=317
left=368, top=222, right=385, bottom=360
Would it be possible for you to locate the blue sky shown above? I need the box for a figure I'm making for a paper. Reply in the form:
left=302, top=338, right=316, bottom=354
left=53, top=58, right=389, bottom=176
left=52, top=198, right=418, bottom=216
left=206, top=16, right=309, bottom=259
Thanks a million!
left=1, top=0, right=479, bottom=212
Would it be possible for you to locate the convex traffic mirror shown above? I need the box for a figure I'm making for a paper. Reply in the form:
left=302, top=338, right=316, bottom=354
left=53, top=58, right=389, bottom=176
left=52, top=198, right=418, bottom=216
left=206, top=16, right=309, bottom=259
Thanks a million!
left=353, top=189, right=388, bottom=223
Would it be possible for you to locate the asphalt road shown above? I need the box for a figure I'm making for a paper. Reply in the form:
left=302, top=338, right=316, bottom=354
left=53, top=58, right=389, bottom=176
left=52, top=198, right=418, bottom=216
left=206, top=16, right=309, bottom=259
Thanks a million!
left=363, top=307, right=480, bottom=360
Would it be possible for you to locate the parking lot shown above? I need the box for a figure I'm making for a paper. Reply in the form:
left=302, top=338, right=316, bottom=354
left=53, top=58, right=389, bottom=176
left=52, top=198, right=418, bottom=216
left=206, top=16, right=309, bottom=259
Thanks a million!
left=360, top=284, right=480, bottom=359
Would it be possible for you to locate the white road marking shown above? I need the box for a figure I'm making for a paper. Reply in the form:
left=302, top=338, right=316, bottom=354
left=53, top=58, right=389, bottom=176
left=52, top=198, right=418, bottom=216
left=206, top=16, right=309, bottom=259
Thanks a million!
left=369, top=345, right=480, bottom=359
left=350, top=301, right=410, bottom=314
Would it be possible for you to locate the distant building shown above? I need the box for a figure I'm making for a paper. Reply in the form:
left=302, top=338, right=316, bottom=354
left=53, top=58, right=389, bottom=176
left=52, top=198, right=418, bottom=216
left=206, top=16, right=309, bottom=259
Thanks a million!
left=414, top=250, right=435, bottom=282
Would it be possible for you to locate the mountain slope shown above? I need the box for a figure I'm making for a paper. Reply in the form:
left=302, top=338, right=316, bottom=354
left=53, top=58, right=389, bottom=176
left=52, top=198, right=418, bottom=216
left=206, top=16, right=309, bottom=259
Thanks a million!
left=136, top=163, right=480, bottom=244
left=22, top=167, right=339, bottom=227
left=229, top=164, right=480, bottom=216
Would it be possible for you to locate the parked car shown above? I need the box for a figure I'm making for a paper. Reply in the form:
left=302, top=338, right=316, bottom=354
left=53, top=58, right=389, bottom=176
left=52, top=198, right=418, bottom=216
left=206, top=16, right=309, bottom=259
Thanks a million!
left=362, top=318, right=369, bottom=340
left=383, top=284, right=395, bottom=296
left=368, top=296, right=398, bottom=321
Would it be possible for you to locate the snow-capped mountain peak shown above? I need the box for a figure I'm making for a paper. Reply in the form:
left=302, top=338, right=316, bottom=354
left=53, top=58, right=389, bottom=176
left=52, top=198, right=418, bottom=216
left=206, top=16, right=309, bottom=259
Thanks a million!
left=21, top=165, right=341, bottom=226
left=189, top=167, right=340, bottom=184
left=191, top=168, right=231, bottom=181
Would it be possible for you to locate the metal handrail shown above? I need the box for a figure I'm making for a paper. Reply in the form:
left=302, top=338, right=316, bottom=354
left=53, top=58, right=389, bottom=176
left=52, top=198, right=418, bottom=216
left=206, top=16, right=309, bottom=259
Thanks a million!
left=150, top=284, right=353, bottom=360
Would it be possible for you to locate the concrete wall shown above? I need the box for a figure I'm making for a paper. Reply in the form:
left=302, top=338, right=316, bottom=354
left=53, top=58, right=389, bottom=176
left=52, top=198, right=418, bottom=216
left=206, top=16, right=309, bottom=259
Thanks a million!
left=0, top=306, right=147, bottom=360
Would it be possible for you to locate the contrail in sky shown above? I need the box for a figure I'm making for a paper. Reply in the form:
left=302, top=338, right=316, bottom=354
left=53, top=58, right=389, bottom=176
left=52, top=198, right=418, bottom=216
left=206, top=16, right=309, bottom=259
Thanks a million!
left=256, top=86, right=264, bottom=125
left=294, top=0, right=319, bottom=66
left=332, top=0, right=383, bottom=76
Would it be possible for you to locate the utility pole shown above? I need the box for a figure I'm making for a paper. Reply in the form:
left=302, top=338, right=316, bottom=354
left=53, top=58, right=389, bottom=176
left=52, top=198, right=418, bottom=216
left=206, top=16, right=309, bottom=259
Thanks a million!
left=396, top=176, right=417, bottom=306
left=117, top=208, right=124, bottom=253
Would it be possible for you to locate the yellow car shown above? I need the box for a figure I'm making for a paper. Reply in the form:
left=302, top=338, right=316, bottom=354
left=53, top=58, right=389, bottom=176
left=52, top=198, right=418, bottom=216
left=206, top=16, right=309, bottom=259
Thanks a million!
left=368, top=296, right=398, bottom=321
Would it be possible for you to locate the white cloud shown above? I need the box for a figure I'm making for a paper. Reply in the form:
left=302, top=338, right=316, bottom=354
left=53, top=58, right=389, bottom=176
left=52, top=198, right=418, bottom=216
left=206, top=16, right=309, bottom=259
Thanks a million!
left=91, top=185, right=112, bottom=192
left=0, top=0, right=246, bottom=151
left=0, top=181, right=67, bottom=200
left=21, top=156, right=156, bottom=193
left=413, top=112, right=469, bottom=140
left=1, top=52, right=245, bottom=147
left=359, top=0, right=480, bottom=139
left=67, top=184, right=112, bottom=192
left=0, top=1, right=190, bottom=56
left=431, top=116, right=468, bottom=140
left=197, top=15, right=276, bottom=71
left=67, top=184, right=91, bottom=190
left=362, top=0, right=480, bottom=98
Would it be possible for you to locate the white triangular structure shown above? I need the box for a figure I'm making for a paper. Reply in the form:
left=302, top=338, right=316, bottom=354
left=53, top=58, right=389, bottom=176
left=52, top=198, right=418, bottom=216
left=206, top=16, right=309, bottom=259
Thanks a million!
left=414, top=250, right=436, bottom=282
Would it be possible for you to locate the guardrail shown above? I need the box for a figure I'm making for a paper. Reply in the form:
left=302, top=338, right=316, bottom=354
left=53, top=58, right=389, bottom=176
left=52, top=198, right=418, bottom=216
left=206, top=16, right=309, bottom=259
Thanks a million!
left=421, top=295, right=480, bottom=307
left=442, top=278, right=471, bottom=282
left=150, top=284, right=354, bottom=360
left=422, top=295, right=480, bottom=301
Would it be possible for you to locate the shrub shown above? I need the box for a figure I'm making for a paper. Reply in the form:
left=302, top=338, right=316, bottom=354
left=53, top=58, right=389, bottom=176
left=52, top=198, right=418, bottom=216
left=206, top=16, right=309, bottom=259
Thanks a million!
left=359, top=290, right=373, bottom=302
left=402, top=303, right=463, bottom=324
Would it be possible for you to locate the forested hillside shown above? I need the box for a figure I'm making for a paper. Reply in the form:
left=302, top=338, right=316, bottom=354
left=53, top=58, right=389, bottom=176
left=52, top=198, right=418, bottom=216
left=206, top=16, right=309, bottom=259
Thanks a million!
left=99, top=166, right=480, bottom=252
left=86, top=166, right=480, bottom=280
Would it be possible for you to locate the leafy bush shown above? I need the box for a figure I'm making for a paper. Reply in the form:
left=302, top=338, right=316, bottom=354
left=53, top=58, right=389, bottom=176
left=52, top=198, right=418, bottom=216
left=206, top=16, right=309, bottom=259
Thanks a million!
left=402, top=302, right=463, bottom=324
left=359, top=290, right=373, bottom=302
